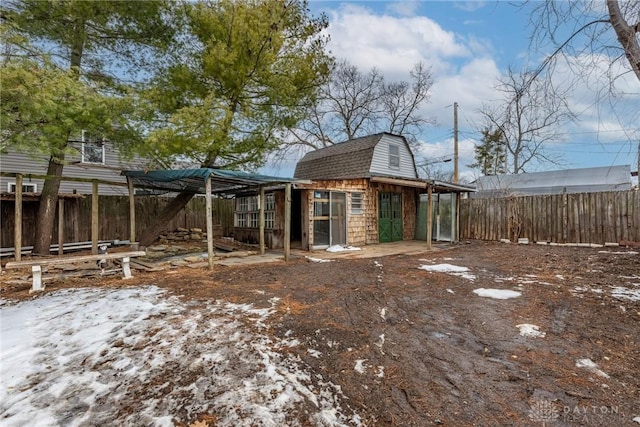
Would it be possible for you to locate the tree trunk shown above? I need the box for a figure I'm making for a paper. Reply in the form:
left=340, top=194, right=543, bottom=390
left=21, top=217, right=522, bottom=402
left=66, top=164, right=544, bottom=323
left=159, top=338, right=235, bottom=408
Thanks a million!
left=32, top=158, right=64, bottom=255
left=607, top=0, right=640, bottom=83
left=138, top=191, right=197, bottom=247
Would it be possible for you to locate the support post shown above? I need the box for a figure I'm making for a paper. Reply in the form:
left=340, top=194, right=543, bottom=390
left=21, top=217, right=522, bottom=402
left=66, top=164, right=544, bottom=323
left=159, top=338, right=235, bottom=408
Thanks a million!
left=122, top=257, right=132, bottom=279
left=58, top=199, right=65, bottom=255
left=453, top=101, right=459, bottom=184
left=284, top=183, right=291, bottom=261
left=259, top=186, right=265, bottom=255
left=455, top=192, right=461, bottom=243
left=14, top=174, right=23, bottom=262
left=127, top=177, right=136, bottom=245
left=426, top=185, right=433, bottom=250
left=92, top=180, right=99, bottom=254
left=205, top=176, right=214, bottom=269
left=30, top=265, right=43, bottom=293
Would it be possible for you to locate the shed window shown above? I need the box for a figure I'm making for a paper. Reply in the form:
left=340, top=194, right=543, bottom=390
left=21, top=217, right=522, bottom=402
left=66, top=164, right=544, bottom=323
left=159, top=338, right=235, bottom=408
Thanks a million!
left=389, top=144, right=400, bottom=169
left=8, top=182, right=37, bottom=193
left=82, top=131, right=105, bottom=164
left=351, top=192, right=363, bottom=214
left=235, top=193, right=276, bottom=229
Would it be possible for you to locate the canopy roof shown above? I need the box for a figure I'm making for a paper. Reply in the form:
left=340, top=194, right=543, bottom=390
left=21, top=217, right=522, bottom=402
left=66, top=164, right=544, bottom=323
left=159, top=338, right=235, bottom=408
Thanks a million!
left=123, top=168, right=299, bottom=195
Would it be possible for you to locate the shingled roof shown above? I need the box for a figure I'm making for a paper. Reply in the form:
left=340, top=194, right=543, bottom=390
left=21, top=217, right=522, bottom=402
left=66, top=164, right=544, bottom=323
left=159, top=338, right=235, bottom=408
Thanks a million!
left=294, top=133, right=399, bottom=180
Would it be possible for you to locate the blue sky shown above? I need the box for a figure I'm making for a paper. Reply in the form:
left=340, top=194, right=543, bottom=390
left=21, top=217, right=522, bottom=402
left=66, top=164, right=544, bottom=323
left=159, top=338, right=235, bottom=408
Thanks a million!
left=261, top=0, right=639, bottom=183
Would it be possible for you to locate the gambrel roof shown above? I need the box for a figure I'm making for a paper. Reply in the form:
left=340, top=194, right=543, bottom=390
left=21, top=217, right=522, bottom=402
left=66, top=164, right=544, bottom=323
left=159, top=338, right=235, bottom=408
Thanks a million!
left=294, top=132, right=415, bottom=180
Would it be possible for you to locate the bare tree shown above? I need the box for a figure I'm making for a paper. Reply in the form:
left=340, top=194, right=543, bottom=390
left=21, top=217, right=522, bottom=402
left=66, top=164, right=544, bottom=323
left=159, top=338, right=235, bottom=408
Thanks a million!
left=479, top=67, right=574, bottom=174
left=381, top=62, right=436, bottom=146
left=282, top=60, right=435, bottom=157
left=526, top=0, right=639, bottom=87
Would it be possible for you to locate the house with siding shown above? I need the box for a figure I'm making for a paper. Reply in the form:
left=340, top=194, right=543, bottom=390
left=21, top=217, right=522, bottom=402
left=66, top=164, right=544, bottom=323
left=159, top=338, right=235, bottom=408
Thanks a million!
left=0, top=131, right=152, bottom=196
left=232, top=132, right=474, bottom=250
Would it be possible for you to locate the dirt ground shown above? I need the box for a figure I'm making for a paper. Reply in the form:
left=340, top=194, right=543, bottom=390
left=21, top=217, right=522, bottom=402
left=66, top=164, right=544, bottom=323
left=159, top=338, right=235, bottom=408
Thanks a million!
left=2, top=240, right=639, bottom=426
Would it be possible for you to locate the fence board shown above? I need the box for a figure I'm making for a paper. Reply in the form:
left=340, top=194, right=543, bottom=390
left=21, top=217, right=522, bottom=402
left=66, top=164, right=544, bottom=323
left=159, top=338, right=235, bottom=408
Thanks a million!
left=1, top=195, right=235, bottom=248
left=461, top=190, right=639, bottom=244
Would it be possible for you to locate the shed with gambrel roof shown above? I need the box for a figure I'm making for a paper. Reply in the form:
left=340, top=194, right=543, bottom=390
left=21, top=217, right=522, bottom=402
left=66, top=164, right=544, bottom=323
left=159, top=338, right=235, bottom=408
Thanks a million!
left=234, top=132, right=473, bottom=251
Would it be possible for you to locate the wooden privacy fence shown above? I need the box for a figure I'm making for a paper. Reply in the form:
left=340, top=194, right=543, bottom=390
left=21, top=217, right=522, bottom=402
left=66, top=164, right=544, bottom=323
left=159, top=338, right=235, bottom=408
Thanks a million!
left=0, top=195, right=235, bottom=249
left=460, top=190, right=639, bottom=244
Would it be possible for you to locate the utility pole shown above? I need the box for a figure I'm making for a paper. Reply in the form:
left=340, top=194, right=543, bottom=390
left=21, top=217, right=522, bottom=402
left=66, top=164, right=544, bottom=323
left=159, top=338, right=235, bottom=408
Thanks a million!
left=453, top=101, right=459, bottom=183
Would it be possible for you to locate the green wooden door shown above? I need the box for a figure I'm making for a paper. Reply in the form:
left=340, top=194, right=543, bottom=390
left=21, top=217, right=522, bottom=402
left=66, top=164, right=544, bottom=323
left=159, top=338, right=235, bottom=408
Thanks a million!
left=379, top=192, right=403, bottom=242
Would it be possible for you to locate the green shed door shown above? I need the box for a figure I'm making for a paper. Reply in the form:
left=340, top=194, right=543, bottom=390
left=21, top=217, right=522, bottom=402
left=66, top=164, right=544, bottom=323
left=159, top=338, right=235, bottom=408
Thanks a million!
left=379, top=192, right=403, bottom=242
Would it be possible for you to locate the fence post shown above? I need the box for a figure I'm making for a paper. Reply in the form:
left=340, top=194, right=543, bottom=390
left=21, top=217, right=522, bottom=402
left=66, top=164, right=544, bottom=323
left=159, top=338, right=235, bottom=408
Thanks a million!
left=14, top=174, right=23, bottom=262
left=562, top=188, right=568, bottom=243
left=92, top=180, right=99, bottom=254
left=58, top=199, right=65, bottom=255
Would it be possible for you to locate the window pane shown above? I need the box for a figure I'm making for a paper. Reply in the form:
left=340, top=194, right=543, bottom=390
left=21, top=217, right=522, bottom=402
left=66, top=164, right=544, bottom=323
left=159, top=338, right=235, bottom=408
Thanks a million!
left=83, top=142, right=104, bottom=164
left=351, top=192, right=363, bottom=214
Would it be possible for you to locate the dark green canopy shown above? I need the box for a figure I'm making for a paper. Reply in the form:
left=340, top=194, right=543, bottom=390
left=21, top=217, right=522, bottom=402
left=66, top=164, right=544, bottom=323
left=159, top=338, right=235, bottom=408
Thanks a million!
left=123, top=168, right=298, bottom=194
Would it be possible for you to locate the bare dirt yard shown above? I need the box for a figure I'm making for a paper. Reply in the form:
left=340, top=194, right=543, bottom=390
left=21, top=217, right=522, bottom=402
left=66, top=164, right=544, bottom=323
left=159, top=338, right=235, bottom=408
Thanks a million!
left=1, top=240, right=639, bottom=426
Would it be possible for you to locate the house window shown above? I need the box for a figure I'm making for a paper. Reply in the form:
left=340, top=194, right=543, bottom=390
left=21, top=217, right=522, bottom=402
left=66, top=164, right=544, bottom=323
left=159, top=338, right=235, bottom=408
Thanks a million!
left=235, top=193, right=276, bottom=229
left=8, top=182, right=37, bottom=193
left=389, top=144, right=400, bottom=169
left=82, top=130, right=105, bottom=164
left=351, top=192, right=363, bottom=214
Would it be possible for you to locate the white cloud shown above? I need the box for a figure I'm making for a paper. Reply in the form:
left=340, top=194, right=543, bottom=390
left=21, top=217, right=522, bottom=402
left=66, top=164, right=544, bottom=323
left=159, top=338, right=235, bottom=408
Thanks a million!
left=325, top=4, right=470, bottom=79
left=453, top=1, right=488, bottom=13
left=385, top=1, right=421, bottom=17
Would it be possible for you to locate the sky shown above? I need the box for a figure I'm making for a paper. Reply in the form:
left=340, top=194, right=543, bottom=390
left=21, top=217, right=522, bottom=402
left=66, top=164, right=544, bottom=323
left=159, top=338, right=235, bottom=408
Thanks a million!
left=260, top=0, right=640, bottom=183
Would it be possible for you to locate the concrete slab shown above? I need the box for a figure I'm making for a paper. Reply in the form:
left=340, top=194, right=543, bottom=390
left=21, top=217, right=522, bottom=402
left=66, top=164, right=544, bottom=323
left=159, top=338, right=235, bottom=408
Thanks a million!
left=292, top=240, right=451, bottom=261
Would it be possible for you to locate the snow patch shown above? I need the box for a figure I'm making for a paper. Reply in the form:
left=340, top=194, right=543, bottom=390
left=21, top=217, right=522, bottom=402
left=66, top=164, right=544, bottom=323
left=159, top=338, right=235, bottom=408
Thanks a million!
left=575, top=358, right=610, bottom=379
left=326, top=245, right=361, bottom=253
left=0, top=286, right=356, bottom=426
left=307, top=349, right=322, bottom=358
left=306, top=256, right=333, bottom=263
left=516, top=324, right=546, bottom=338
left=473, top=288, right=522, bottom=299
left=354, top=359, right=367, bottom=374
left=611, top=286, right=640, bottom=301
left=419, top=263, right=476, bottom=281
left=633, top=416, right=640, bottom=424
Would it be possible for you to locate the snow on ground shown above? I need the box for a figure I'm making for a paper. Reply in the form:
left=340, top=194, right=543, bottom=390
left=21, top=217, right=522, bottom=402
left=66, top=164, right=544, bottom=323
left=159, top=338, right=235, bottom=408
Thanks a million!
left=516, top=324, right=546, bottom=338
left=306, top=256, right=333, bottom=263
left=326, top=245, right=361, bottom=253
left=472, top=288, right=522, bottom=299
left=575, top=358, right=610, bottom=379
left=610, top=286, right=640, bottom=301
left=418, top=263, right=476, bottom=281
left=633, top=416, right=640, bottom=424
left=0, top=286, right=356, bottom=427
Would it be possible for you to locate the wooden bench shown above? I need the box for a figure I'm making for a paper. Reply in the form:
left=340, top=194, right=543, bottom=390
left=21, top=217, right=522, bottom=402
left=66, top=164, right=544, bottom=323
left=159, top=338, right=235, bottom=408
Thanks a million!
left=4, top=251, right=147, bottom=293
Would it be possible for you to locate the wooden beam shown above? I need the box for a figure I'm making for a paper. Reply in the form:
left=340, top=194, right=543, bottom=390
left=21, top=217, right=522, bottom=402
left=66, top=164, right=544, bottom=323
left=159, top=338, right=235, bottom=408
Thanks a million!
left=426, top=185, right=433, bottom=250
left=58, top=199, right=65, bottom=255
left=205, top=175, right=214, bottom=270
left=91, top=180, right=99, bottom=254
left=259, top=186, right=265, bottom=255
left=127, top=177, right=136, bottom=244
left=284, top=183, right=291, bottom=261
left=0, top=171, right=128, bottom=187
left=14, top=174, right=23, bottom=262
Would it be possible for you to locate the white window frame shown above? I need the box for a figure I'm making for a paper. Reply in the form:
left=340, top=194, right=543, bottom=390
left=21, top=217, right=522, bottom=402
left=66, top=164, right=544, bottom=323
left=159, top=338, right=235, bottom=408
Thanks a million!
left=351, top=192, right=364, bottom=214
left=8, top=182, right=37, bottom=193
left=235, top=193, right=276, bottom=229
left=389, top=144, right=400, bottom=169
left=81, top=130, right=106, bottom=164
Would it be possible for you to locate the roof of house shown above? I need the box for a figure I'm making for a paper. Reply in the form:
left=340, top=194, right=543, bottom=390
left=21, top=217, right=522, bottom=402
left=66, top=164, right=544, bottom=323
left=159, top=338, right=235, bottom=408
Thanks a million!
left=294, top=133, right=403, bottom=180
